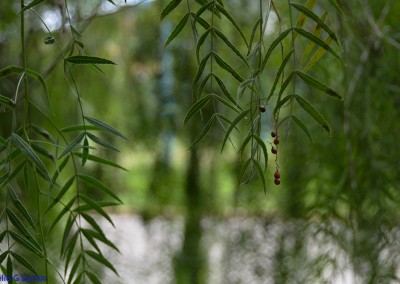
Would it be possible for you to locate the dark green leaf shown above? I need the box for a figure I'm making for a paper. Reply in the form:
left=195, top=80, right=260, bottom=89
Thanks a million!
left=291, top=3, right=337, bottom=42
left=268, top=50, right=294, bottom=100
left=295, top=95, right=331, bottom=134
left=293, top=27, right=342, bottom=62
left=0, top=232, right=6, bottom=244
left=0, top=95, right=16, bottom=109
left=274, top=94, right=295, bottom=116
left=64, top=231, right=79, bottom=270
left=82, top=137, right=89, bottom=167
left=6, top=209, right=39, bottom=248
left=61, top=214, right=76, bottom=257
left=60, top=125, right=101, bottom=133
left=11, top=133, right=51, bottom=183
left=79, top=194, right=114, bottom=226
left=295, top=71, right=343, bottom=100
left=188, top=114, right=216, bottom=150
left=66, top=56, right=116, bottom=65
left=59, top=132, right=85, bottom=159
left=190, top=12, right=210, bottom=30
left=86, top=133, right=119, bottom=152
left=6, top=256, right=12, bottom=280
left=193, top=1, right=215, bottom=25
left=48, top=197, right=76, bottom=232
left=193, top=52, right=213, bottom=87
left=10, top=251, right=38, bottom=275
left=214, top=75, right=241, bottom=108
left=161, top=0, right=183, bottom=20
left=86, top=271, right=102, bottom=284
left=252, top=158, right=267, bottom=194
left=165, top=13, right=190, bottom=47
left=215, top=3, right=248, bottom=47
left=184, top=95, right=211, bottom=124
left=0, top=251, right=8, bottom=264
left=85, top=250, right=118, bottom=276
left=213, top=28, right=249, bottom=68
left=262, top=28, right=292, bottom=70
left=248, top=18, right=262, bottom=55
left=196, top=27, right=212, bottom=63
left=84, top=116, right=127, bottom=140
left=68, top=254, right=81, bottom=284
left=292, top=115, right=314, bottom=142
left=221, top=109, right=250, bottom=152
left=74, top=153, right=127, bottom=171
left=212, top=94, right=240, bottom=113
left=81, top=213, right=106, bottom=238
left=78, top=174, right=122, bottom=203
left=8, top=231, right=43, bottom=257
left=238, top=158, right=252, bottom=184
left=75, top=201, right=120, bottom=212
left=213, top=53, right=245, bottom=82
left=1, top=161, right=25, bottom=186
left=47, top=176, right=75, bottom=213
left=8, top=186, right=36, bottom=230
left=327, top=0, right=345, bottom=16
left=82, top=229, right=102, bottom=254
left=252, top=135, right=269, bottom=171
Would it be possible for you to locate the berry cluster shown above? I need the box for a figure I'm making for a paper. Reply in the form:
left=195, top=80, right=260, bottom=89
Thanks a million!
left=270, top=131, right=281, bottom=185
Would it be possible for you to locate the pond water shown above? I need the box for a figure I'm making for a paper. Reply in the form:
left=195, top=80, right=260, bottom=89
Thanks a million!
left=95, top=214, right=398, bottom=284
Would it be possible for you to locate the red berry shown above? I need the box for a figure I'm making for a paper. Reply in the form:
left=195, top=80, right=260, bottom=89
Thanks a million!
left=274, top=179, right=281, bottom=185
left=259, top=105, right=266, bottom=113
left=274, top=171, right=280, bottom=179
left=273, top=138, right=279, bottom=145
left=271, top=131, right=277, bottom=138
left=271, top=147, right=277, bottom=154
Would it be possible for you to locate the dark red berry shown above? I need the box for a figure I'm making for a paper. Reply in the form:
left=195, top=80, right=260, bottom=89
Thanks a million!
left=259, top=105, right=266, bottom=113
left=273, top=138, right=279, bottom=145
left=274, top=171, right=280, bottom=179
left=271, top=131, right=277, bottom=138
left=271, top=147, right=278, bottom=154
left=274, top=179, right=281, bottom=185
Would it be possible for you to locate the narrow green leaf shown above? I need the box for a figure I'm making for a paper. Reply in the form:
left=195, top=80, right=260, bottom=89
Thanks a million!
left=268, top=50, right=294, bottom=100
left=6, top=209, right=39, bottom=248
left=213, top=28, right=249, bottom=68
left=10, top=251, right=38, bottom=275
left=248, top=18, right=262, bottom=55
left=196, top=27, right=212, bottom=63
left=295, top=0, right=317, bottom=28
left=82, top=229, right=119, bottom=252
left=85, top=250, right=119, bottom=276
left=327, top=0, right=345, bottom=16
left=295, top=95, right=331, bottom=134
left=161, top=0, right=183, bottom=20
left=262, top=28, right=292, bottom=71
left=0, top=251, right=8, bottom=264
left=8, top=231, right=43, bottom=257
left=59, top=132, right=85, bottom=159
left=84, top=116, right=127, bottom=140
left=81, top=213, right=106, bottom=238
left=221, top=109, right=250, bottom=152
left=86, top=271, right=102, bottom=284
left=197, top=73, right=212, bottom=97
left=60, top=125, right=101, bottom=133
left=64, top=231, right=79, bottom=270
left=66, top=56, right=116, bottom=65
left=74, top=201, right=120, bottom=212
left=188, top=114, right=216, bottom=150
left=214, top=75, right=241, bottom=108
left=82, top=137, right=89, bottom=167
left=48, top=197, right=76, bottom=233
left=291, top=3, right=337, bottom=42
left=165, top=13, right=190, bottom=47
left=184, top=95, right=211, bottom=124
left=61, top=214, right=76, bottom=257
left=238, top=135, right=252, bottom=158
left=252, top=135, right=269, bottom=171
left=0, top=232, right=6, bottom=244
left=74, top=153, right=127, bottom=171
left=6, top=256, right=12, bottom=280
left=213, top=94, right=240, bottom=113
left=302, top=36, right=333, bottom=72
left=82, top=229, right=102, bottom=254
left=215, top=3, right=248, bottom=47
left=72, top=271, right=84, bottom=284
left=51, top=156, right=69, bottom=187
left=20, top=0, right=45, bottom=13
left=79, top=194, right=114, bottom=227
left=78, top=174, right=122, bottom=203
left=213, top=53, right=245, bottom=82
left=274, top=94, right=295, bottom=117
left=68, top=254, right=81, bottom=284
left=31, top=124, right=55, bottom=143
left=293, top=27, right=342, bottom=62
left=291, top=115, right=314, bottom=142
left=86, top=133, right=119, bottom=152
left=8, top=186, right=36, bottom=230
left=193, top=52, right=213, bottom=87
left=295, top=71, right=343, bottom=100
left=238, top=158, right=252, bottom=184
left=193, top=1, right=215, bottom=26
left=252, top=158, right=267, bottom=194
left=1, top=161, right=26, bottom=186
left=31, top=143, right=53, bottom=160
left=26, top=69, right=51, bottom=112
left=11, top=133, right=51, bottom=183
left=190, top=12, right=210, bottom=30
left=46, top=176, right=75, bottom=213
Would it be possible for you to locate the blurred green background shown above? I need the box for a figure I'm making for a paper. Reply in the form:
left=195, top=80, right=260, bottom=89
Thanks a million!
left=1, top=0, right=400, bottom=283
